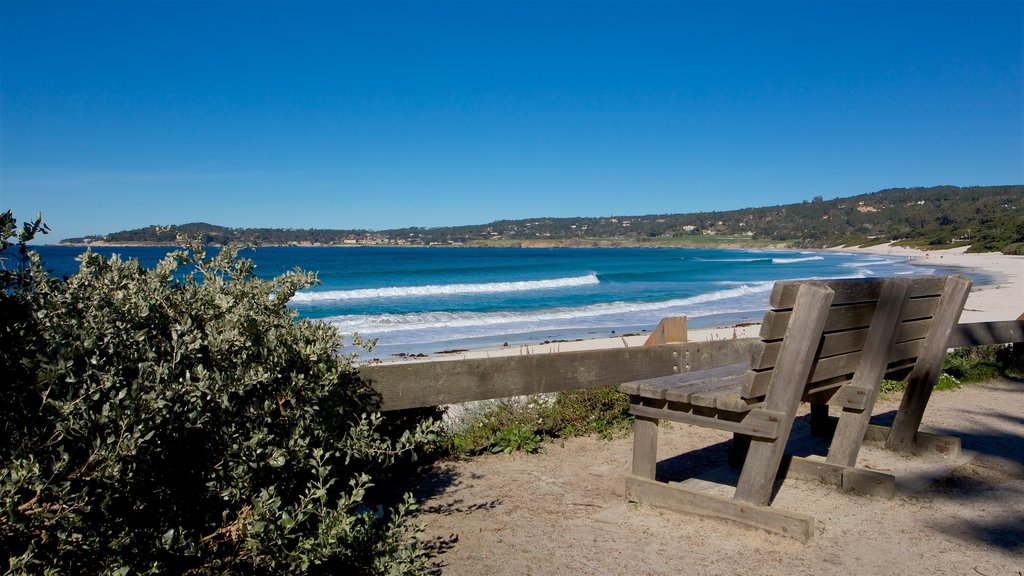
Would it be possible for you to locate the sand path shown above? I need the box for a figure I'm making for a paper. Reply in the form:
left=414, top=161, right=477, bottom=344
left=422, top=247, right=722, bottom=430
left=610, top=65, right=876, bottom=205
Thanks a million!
left=416, top=377, right=1023, bottom=575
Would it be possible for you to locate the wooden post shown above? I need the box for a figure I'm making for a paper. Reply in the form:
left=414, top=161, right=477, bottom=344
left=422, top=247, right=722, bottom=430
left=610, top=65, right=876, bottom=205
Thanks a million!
left=644, top=317, right=688, bottom=346
left=809, top=403, right=832, bottom=438
left=728, top=434, right=751, bottom=469
left=632, top=415, right=659, bottom=479
left=886, top=276, right=971, bottom=452
left=827, top=279, right=910, bottom=467
left=734, top=282, right=835, bottom=505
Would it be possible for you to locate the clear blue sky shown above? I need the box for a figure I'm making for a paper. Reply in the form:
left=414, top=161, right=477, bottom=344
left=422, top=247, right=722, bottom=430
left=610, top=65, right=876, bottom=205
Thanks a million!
left=2, top=1, right=1022, bottom=242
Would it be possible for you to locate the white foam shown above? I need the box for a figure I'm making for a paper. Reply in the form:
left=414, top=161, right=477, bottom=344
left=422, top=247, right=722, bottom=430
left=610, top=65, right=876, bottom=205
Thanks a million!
left=690, top=257, right=772, bottom=263
left=291, top=274, right=599, bottom=303
left=328, top=281, right=775, bottom=335
left=841, top=257, right=904, bottom=267
left=771, top=256, right=825, bottom=264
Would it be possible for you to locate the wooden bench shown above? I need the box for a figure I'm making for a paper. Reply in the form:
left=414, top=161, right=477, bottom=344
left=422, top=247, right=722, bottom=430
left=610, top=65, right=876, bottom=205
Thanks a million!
left=620, top=274, right=972, bottom=540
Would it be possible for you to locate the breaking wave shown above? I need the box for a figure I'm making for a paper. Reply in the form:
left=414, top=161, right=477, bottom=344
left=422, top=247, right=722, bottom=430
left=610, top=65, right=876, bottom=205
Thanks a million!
left=327, top=281, right=775, bottom=335
left=291, top=274, right=600, bottom=303
left=771, top=256, right=825, bottom=264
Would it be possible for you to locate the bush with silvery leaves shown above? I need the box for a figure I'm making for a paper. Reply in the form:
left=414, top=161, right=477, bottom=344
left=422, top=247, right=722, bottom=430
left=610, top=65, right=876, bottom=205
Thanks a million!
left=0, top=211, right=437, bottom=575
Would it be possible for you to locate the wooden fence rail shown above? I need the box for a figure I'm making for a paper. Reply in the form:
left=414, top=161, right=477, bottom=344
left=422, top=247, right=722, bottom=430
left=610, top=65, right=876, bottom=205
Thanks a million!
left=359, top=320, right=1024, bottom=411
left=947, top=320, right=1024, bottom=348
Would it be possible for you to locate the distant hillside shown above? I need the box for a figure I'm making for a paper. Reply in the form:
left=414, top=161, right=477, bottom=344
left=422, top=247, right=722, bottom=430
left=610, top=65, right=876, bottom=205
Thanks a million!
left=62, top=185, right=1024, bottom=254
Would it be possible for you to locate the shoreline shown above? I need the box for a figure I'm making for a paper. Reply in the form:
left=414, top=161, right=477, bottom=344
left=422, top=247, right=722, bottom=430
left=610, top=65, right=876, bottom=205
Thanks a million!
left=830, top=242, right=1023, bottom=323
left=368, top=242, right=1023, bottom=365
left=52, top=239, right=788, bottom=249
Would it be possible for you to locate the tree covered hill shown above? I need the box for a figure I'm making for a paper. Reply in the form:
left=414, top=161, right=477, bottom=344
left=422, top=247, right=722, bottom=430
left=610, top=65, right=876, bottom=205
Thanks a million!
left=62, top=185, right=1024, bottom=253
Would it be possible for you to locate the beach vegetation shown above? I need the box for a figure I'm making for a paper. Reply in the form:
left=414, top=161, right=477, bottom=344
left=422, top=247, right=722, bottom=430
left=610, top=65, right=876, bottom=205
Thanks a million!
left=1, top=212, right=438, bottom=574
left=443, top=386, right=633, bottom=457
left=880, top=344, right=1022, bottom=395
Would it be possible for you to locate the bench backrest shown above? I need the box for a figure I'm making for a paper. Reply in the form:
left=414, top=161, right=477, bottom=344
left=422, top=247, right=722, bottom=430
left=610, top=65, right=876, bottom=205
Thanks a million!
left=742, top=275, right=971, bottom=405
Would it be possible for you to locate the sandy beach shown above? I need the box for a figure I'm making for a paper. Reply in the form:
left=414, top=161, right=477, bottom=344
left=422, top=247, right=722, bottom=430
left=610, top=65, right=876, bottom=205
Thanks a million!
left=833, top=243, right=1024, bottom=324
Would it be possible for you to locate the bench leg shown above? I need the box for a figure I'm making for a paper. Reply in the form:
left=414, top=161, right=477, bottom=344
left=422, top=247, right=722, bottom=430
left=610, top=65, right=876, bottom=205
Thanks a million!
left=728, top=433, right=751, bottom=469
left=733, top=436, right=787, bottom=505
left=827, top=407, right=872, bottom=467
left=810, top=403, right=834, bottom=438
left=632, top=415, right=659, bottom=479
left=886, top=371, right=939, bottom=453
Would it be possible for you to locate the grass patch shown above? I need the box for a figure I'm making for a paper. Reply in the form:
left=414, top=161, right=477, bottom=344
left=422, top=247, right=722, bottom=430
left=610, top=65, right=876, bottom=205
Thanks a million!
left=881, top=344, right=1022, bottom=396
left=443, top=386, right=633, bottom=456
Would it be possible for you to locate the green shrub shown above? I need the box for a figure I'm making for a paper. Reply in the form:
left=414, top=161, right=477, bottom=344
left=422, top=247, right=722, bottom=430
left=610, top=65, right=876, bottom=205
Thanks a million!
left=488, top=424, right=544, bottom=454
left=878, top=344, right=1020, bottom=398
left=444, top=398, right=546, bottom=456
left=879, top=379, right=908, bottom=394
left=444, top=386, right=634, bottom=456
left=1, top=212, right=436, bottom=574
left=542, top=386, right=633, bottom=441
left=995, top=343, right=1024, bottom=377
left=942, top=345, right=1003, bottom=383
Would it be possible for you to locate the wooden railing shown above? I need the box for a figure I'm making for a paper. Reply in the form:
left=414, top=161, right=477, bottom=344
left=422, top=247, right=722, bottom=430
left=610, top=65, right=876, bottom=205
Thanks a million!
left=359, top=319, right=1024, bottom=411
left=947, top=320, right=1024, bottom=348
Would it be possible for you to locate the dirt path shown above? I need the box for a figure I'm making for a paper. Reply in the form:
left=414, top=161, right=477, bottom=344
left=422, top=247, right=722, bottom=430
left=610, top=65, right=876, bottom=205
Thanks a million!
left=414, top=378, right=1023, bottom=575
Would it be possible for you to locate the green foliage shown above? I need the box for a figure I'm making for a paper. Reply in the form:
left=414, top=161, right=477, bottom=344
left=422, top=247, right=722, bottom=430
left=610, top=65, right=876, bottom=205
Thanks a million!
left=880, top=344, right=1021, bottom=397
left=446, top=398, right=548, bottom=456
left=934, top=373, right=964, bottom=391
left=488, top=425, right=544, bottom=455
left=543, top=387, right=634, bottom=440
left=995, top=343, right=1024, bottom=377
left=942, top=345, right=1006, bottom=383
left=1, top=212, right=437, bottom=574
left=879, top=379, right=908, bottom=395
left=445, top=387, right=633, bottom=456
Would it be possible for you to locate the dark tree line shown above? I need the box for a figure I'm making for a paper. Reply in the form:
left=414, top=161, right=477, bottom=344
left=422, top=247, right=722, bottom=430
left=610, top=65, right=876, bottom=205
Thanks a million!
left=63, top=185, right=1024, bottom=253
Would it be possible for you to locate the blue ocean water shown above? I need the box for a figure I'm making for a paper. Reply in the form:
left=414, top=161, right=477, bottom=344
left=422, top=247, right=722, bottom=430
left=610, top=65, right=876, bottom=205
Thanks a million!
left=29, top=245, right=968, bottom=358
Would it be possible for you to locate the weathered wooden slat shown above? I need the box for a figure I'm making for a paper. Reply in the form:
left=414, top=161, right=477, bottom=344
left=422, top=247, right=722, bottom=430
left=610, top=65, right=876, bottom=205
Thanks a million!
left=665, top=369, right=747, bottom=403
left=625, top=476, right=815, bottom=542
left=758, top=297, right=939, bottom=341
left=785, top=457, right=897, bottom=498
left=742, top=338, right=925, bottom=399
left=735, top=282, right=835, bottom=505
left=948, top=320, right=1024, bottom=347
left=753, top=317, right=933, bottom=370
left=621, top=362, right=748, bottom=399
left=620, top=375, right=687, bottom=400
left=628, top=403, right=780, bottom=438
left=769, top=275, right=947, bottom=308
left=362, top=338, right=758, bottom=411
left=715, top=391, right=758, bottom=413
left=689, top=379, right=747, bottom=409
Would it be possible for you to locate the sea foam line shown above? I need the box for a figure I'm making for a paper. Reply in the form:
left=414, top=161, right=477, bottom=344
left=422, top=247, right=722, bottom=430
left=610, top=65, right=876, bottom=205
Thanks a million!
left=771, top=256, right=825, bottom=264
left=689, top=257, right=772, bottom=263
left=291, top=274, right=600, bottom=303
left=327, top=281, right=775, bottom=335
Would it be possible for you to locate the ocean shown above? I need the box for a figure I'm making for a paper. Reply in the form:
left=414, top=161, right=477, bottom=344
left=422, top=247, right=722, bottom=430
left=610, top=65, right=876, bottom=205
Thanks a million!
left=30, top=245, right=970, bottom=359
